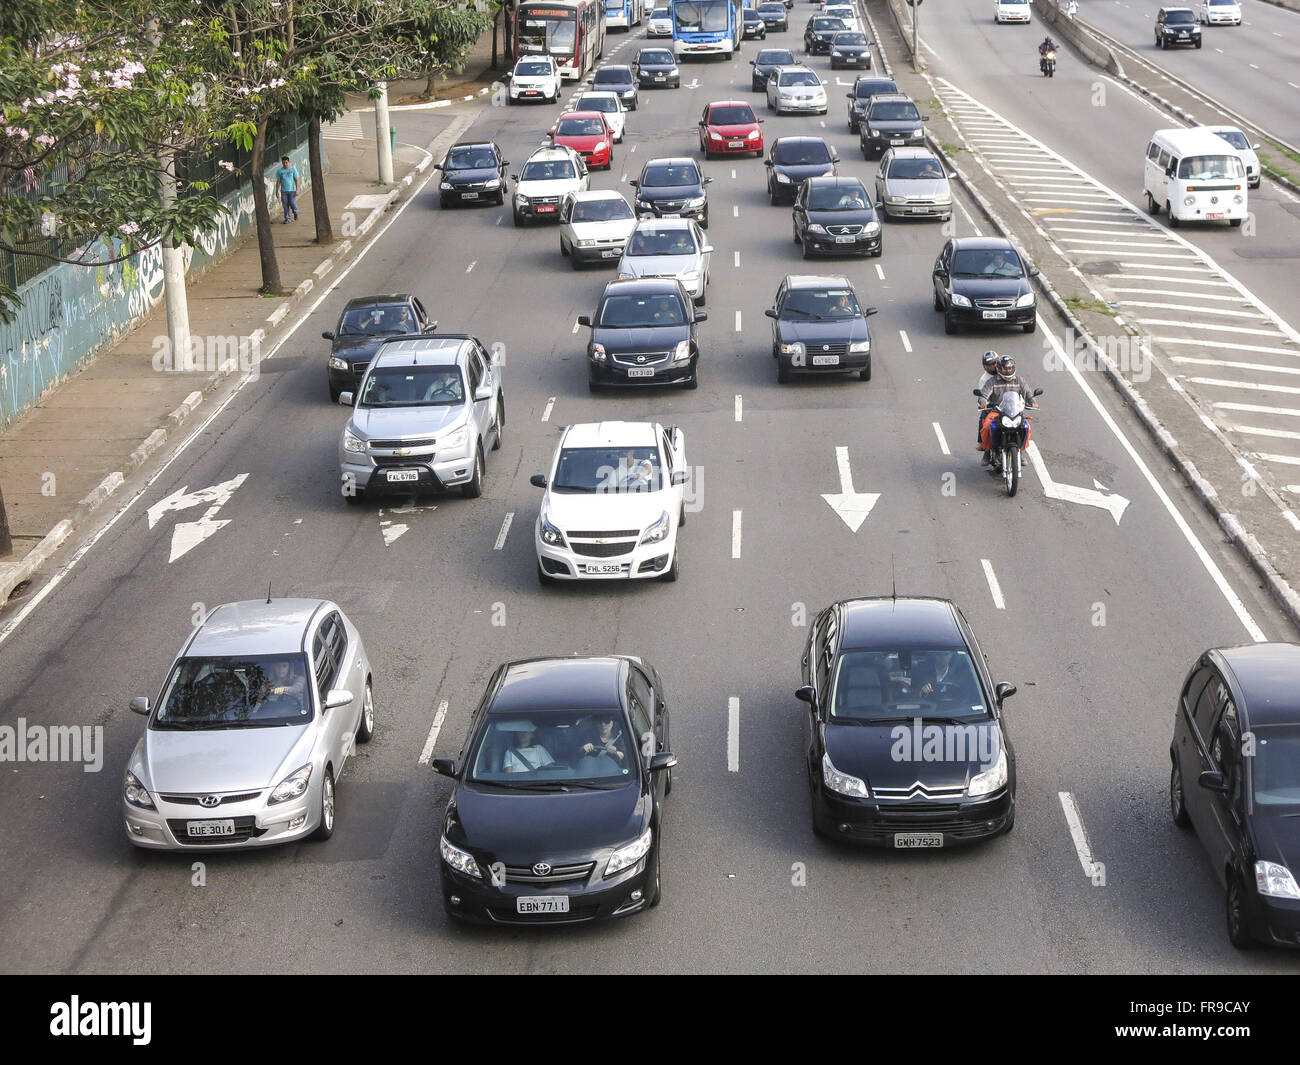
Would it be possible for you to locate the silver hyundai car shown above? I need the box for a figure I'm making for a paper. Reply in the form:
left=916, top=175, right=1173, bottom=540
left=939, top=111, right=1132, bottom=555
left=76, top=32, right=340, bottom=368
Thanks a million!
left=122, top=599, right=374, bottom=851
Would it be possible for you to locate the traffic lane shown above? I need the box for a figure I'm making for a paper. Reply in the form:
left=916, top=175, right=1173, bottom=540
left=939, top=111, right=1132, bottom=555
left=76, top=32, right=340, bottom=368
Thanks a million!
left=924, top=3, right=1300, bottom=327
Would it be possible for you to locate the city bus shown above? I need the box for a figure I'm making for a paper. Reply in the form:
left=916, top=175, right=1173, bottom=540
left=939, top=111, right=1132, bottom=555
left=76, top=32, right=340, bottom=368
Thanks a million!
left=516, top=0, right=607, bottom=81
left=605, top=0, right=644, bottom=30
left=670, top=0, right=744, bottom=59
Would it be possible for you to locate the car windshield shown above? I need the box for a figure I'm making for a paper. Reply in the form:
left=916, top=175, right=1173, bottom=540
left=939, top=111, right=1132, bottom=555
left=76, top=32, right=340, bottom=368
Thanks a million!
left=340, top=304, right=417, bottom=336
left=552, top=444, right=666, bottom=493
left=1212, top=129, right=1250, bottom=151
left=577, top=95, right=618, bottom=113
left=521, top=158, right=576, bottom=181
left=807, top=184, right=869, bottom=210
left=709, top=105, right=756, bottom=125
left=627, top=228, right=697, bottom=255
left=469, top=710, right=639, bottom=785
left=573, top=197, right=633, bottom=222
left=651, top=8, right=669, bottom=16
left=834, top=33, right=867, bottom=44
left=594, top=67, right=633, bottom=87
left=447, top=147, right=496, bottom=170
left=640, top=49, right=674, bottom=63
left=774, top=140, right=830, bottom=164
left=889, top=157, right=946, bottom=180
left=826, top=6, right=854, bottom=16
left=1250, top=725, right=1300, bottom=809
left=557, top=117, right=604, bottom=136
left=1166, top=10, right=1196, bottom=22
left=759, top=3, right=784, bottom=11
left=870, top=100, right=920, bottom=121
left=854, top=79, right=896, bottom=98
left=829, top=650, right=988, bottom=723
left=744, top=10, right=761, bottom=20
left=779, top=70, right=821, bottom=87
left=1177, top=154, right=1242, bottom=180
left=952, top=247, right=1024, bottom=278
left=516, top=61, right=552, bottom=76
left=358, top=365, right=465, bottom=407
left=153, top=654, right=313, bottom=730
left=673, top=1, right=730, bottom=31
left=596, top=292, right=687, bottom=328
left=758, top=50, right=794, bottom=64
left=641, top=164, right=698, bottom=187
left=812, top=17, right=847, bottom=29
left=781, top=286, right=861, bottom=319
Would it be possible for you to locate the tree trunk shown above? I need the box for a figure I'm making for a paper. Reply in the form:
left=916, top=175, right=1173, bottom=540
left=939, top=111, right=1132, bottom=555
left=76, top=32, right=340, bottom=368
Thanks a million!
left=308, top=115, right=333, bottom=245
left=491, top=9, right=499, bottom=70
left=425, top=67, right=438, bottom=99
left=0, top=482, right=12, bottom=558
left=505, top=2, right=514, bottom=63
left=250, top=116, right=284, bottom=296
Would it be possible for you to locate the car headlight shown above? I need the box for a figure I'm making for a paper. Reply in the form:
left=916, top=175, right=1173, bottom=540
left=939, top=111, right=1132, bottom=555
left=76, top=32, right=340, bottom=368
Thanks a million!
left=910, top=129, right=921, bottom=137
left=439, top=425, right=470, bottom=452
left=269, top=763, right=313, bottom=805
left=709, top=130, right=724, bottom=141
left=822, top=751, right=870, bottom=798
left=591, top=342, right=607, bottom=361
left=484, top=178, right=500, bottom=189
left=1015, top=292, right=1035, bottom=308
left=1256, top=861, right=1300, bottom=900
left=780, top=341, right=805, bottom=356
left=343, top=428, right=367, bottom=454
left=1233, top=194, right=1243, bottom=204
left=640, top=510, right=671, bottom=545
left=672, top=339, right=691, bottom=362
left=848, top=340, right=870, bottom=352
left=605, top=826, right=653, bottom=877
left=594, top=140, right=607, bottom=152
left=951, top=292, right=972, bottom=308
left=1184, top=195, right=1196, bottom=207
left=440, top=181, right=454, bottom=191
left=576, top=238, right=597, bottom=247
left=328, top=356, right=350, bottom=371
left=832, top=51, right=843, bottom=57
left=636, top=198, right=652, bottom=210
left=680, top=270, right=701, bottom=283
left=747, top=128, right=760, bottom=140
left=685, top=197, right=706, bottom=208
left=863, top=221, right=880, bottom=234
left=440, top=835, right=483, bottom=879
left=968, top=749, right=1008, bottom=797
left=540, top=511, right=567, bottom=546
left=515, top=193, right=528, bottom=205
left=806, top=223, right=827, bottom=235
left=886, top=195, right=905, bottom=204
left=124, top=769, right=154, bottom=810
left=776, top=173, right=792, bottom=183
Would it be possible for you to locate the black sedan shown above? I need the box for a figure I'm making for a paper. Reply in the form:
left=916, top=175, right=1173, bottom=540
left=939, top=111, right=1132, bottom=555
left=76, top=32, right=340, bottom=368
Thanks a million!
left=633, top=46, right=680, bottom=89
left=750, top=48, right=795, bottom=93
left=845, top=75, right=897, bottom=133
left=434, top=140, right=508, bottom=208
left=858, top=92, right=927, bottom=159
left=765, top=136, right=838, bottom=205
left=630, top=157, right=712, bottom=227
left=765, top=273, right=876, bottom=383
left=742, top=8, right=767, bottom=38
left=757, top=2, right=789, bottom=31
left=579, top=277, right=705, bottom=390
left=322, top=293, right=433, bottom=401
left=1170, top=643, right=1300, bottom=950
left=797, top=597, right=1018, bottom=846
left=803, top=14, right=847, bottom=54
left=932, top=236, right=1039, bottom=335
left=828, top=31, right=871, bottom=70
left=792, top=177, right=881, bottom=259
left=433, top=656, right=676, bottom=925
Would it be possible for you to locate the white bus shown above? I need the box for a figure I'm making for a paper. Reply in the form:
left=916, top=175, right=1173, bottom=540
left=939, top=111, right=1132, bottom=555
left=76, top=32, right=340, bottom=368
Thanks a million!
left=1143, top=127, right=1247, bottom=228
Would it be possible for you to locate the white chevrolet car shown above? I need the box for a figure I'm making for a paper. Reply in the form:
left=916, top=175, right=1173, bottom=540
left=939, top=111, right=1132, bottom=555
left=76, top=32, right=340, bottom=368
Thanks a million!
left=532, top=421, right=688, bottom=583
left=993, top=0, right=1032, bottom=23
left=507, top=55, right=562, bottom=104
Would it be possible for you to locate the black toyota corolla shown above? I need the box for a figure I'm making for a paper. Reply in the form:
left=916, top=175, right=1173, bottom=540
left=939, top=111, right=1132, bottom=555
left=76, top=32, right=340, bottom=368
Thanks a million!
left=433, top=656, right=676, bottom=926
left=796, top=597, right=1018, bottom=847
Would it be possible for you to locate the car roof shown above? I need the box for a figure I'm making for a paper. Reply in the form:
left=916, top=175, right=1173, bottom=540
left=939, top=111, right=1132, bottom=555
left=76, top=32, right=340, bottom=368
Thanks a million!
left=855, top=74, right=896, bottom=84
left=869, top=93, right=914, bottom=104
left=774, top=65, right=817, bottom=75
left=951, top=236, right=1018, bottom=251
left=1216, top=644, right=1300, bottom=725
left=786, top=273, right=855, bottom=290
left=449, top=140, right=494, bottom=150
left=837, top=598, right=966, bottom=651
left=805, top=175, right=867, bottom=187
left=491, top=657, right=625, bottom=714
left=577, top=90, right=620, bottom=99
left=631, top=217, right=696, bottom=233
left=572, top=188, right=627, bottom=202
left=562, top=420, right=661, bottom=448
left=371, top=335, right=469, bottom=366
left=600, top=277, right=686, bottom=297
left=189, top=599, right=331, bottom=657
left=525, top=145, right=580, bottom=162
left=888, top=146, right=942, bottom=159
left=595, top=64, right=634, bottom=74
left=643, top=156, right=698, bottom=168
left=343, top=294, right=412, bottom=308
left=706, top=99, right=755, bottom=110
left=558, top=110, right=606, bottom=122
left=757, top=48, right=795, bottom=57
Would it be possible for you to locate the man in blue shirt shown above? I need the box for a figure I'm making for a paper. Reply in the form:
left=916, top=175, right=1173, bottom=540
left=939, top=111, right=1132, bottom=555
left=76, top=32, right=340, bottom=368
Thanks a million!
left=275, top=154, right=300, bottom=223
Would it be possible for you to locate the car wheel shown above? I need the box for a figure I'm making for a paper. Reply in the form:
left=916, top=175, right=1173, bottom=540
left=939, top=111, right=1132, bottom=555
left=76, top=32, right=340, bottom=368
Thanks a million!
left=1226, top=874, right=1255, bottom=949
left=311, top=769, right=335, bottom=841
left=439, top=195, right=450, bottom=209
left=699, top=212, right=709, bottom=230
left=1228, top=217, right=1243, bottom=228
left=344, top=487, right=364, bottom=506
left=684, top=369, right=699, bottom=390
left=560, top=237, right=570, bottom=256
left=461, top=446, right=484, bottom=499
left=490, top=401, right=503, bottom=451
left=1167, top=203, right=1180, bottom=228
left=660, top=547, right=679, bottom=582
left=793, top=223, right=801, bottom=244
left=512, top=209, right=524, bottom=227
left=679, top=501, right=686, bottom=528
left=356, top=681, right=375, bottom=743
left=693, top=291, right=705, bottom=308
left=587, top=375, right=601, bottom=393
left=800, top=235, right=812, bottom=259
left=1170, top=761, right=1191, bottom=827
left=1145, top=191, right=1160, bottom=214
left=777, top=358, right=791, bottom=384
left=933, top=290, right=944, bottom=312
left=329, top=385, right=342, bottom=403
left=1022, top=318, right=1036, bottom=334
left=664, top=766, right=673, bottom=795
left=871, top=244, right=882, bottom=258
left=646, top=843, right=662, bottom=906
left=859, top=355, right=872, bottom=381
left=944, top=311, right=959, bottom=335
left=538, top=561, right=557, bottom=587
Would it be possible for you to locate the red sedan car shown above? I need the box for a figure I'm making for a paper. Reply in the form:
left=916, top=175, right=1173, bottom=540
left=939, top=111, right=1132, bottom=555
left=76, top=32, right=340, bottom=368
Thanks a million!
left=548, top=111, right=614, bottom=170
left=698, top=100, right=765, bottom=159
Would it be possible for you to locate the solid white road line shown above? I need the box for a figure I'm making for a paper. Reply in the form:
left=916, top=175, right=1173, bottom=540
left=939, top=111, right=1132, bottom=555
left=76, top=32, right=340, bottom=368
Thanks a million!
left=1257, top=453, right=1300, bottom=466
left=572, top=318, right=580, bottom=333
left=1113, top=288, right=1249, bottom=302
left=1215, top=401, right=1300, bottom=417
left=734, top=310, right=742, bottom=332
left=727, top=697, right=740, bottom=772
left=733, top=205, right=739, bottom=217
left=735, top=394, right=743, bottom=422
left=981, top=559, right=1006, bottom=610
left=541, top=396, right=556, bottom=421
left=1116, top=274, right=1231, bottom=287
left=899, top=330, right=912, bottom=353
left=494, top=512, right=514, bottom=550
left=1157, top=337, right=1299, bottom=356
left=466, top=260, right=477, bottom=273
left=732, top=510, right=742, bottom=559
left=1194, top=378, right=1300, bottom=396
left=932, top=422, right=950, bottom=456
left=1124, top=301, right=1271, bottom=318
left=875, top=263, right=885, bottom=280
left=1230, top=424, right=1300, bottom=441
left=1138, top=319, right=1284, bottom=337
left=1059, top=792, right=1101, bottom=882
left=418, top=700, right=450, bottom=766
left=734, top=250, right=740, bottom=268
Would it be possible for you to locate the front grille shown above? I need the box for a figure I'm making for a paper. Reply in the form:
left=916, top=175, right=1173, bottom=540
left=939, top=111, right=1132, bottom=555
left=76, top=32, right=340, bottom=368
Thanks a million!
left=654, top=200, right=685, bottom=212
left=528, top=195, right=560, bottom=207
left=161, top=791, right=262, bottom=807
left=167, top=816, right=259, bottom=845
left=568, top=528, right=639, bottom=538
left=572, top=540, right=637, bottom=558
left=806, top=342, right=849, bottom=357
left=974, top=298, right=1014, bottom=309
left=826, top=224, right=863, bottom=236
left=612, top=350, right=669, bottom=367
left=369, top=438, right=437, bottom=449
left=504, top=861, right=595, bottom=884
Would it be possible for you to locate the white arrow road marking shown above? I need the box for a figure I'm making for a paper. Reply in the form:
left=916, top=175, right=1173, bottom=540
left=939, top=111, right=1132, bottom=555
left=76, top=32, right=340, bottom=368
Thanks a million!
left=378, top=501, right=437, bottom=547
left=821, top=447, right=880, bottom=532
left=147, top=473, right=248, bottom=563
left=169, top=511, right=232, bottom=563
left=687, top=78, right=700, bottom=89
left=1025, top=442, right=1130, bottom=525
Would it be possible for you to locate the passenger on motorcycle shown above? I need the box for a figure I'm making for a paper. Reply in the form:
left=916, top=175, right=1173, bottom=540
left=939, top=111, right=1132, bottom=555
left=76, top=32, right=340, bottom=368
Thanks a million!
left=979, top=355, right=1038, bottom=464
left=977, top=350, right=999, bottom=444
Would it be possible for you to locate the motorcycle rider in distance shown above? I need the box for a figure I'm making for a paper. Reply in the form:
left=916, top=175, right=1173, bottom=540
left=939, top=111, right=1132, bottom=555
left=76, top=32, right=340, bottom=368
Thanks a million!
left=979, top=355, right=1038, bottom=466
left=1039, top=35, right=1058, bottom=75
left=977, top=350, right=999, bottom=445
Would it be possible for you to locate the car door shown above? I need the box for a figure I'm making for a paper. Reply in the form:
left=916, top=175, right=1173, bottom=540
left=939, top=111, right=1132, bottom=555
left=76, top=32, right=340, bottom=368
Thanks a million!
left=770, top=278, right=787, bottom=349
left=792, top=180, right=809, bottom=238
left=698, top=105, right=710, bottom=149
left=1184, top=669, right=1229, bottom=854
left=933, top=240, right=953, bottom=305
left=466, top=344, right=492, bottom=445
left=875, top=149, right=892, bottom=203
left=311, top=614, right=351, bottom=771
left=560, top=192, right=576, bottom=246
left=692, top=221, right=711, bottom=277
left=627, top=666, right=660, bottom=793
left=660, top=424, right=685, bottom=513
left=1206, top=699, right=1246, bottom=881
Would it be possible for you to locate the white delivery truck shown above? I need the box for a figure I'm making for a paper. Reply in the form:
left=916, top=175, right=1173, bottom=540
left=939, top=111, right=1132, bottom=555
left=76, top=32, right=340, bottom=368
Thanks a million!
left=1143, top=127, right=1247, bottom=227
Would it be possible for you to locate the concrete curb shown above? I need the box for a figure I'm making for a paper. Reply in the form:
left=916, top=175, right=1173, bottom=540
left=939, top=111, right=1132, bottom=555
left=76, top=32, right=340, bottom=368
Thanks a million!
left=0, top=519, right=73, bottom=603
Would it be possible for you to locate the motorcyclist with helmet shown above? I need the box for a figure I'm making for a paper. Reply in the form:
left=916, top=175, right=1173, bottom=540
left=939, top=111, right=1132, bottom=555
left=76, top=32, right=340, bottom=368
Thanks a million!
left=976, top=350, right=999, bottom=445
left=1039, top=35, right=1059, bottom=74
left=978, top=354, right=1039, bottom=465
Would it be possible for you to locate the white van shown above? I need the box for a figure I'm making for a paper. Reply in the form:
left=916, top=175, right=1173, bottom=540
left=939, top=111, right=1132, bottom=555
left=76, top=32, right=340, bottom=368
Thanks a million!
left=1143, top=127, right=1247, bottom=227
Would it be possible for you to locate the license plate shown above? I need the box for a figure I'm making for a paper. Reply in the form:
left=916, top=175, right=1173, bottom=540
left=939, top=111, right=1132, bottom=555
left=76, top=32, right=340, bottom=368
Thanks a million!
left=812, top=354, right=840, bottom=366
left=627, top=367, right=655, bottom=377
left=696, top=44, right=709, bottom=50
left=910, top=207, right=929, bottom=214
left=660, top=212, right=680, bottom=219
left=461, top=192, right=478, bottom=199
left=1206, top=212, right=1224, bottom=220
left=601, top=249, right=620, bottom=258
left=386, top=469, right=420, bottom=482
left=525, top=90, right=540, bottom=96
left=890, top=138, right=904, bottom=145
left=586, top=562, right=623, bottom=574
left=982, top=310, right=1007, bottom=320
left=517, top=896, right=570, bottom=913
left=187, top=819, right=235, bottom=838
left=894, top=833, right=943, bottom=849
left=834, top=235, right=855, bottom=243
left=729, top=141, right=745, bottom=148
left=536, top=204, right=556, bottom=213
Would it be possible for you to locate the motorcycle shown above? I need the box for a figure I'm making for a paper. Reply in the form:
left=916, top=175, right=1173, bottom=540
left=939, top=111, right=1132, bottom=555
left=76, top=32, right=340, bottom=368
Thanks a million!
left=975, top=388, right=1043, bottom=497
left=1040, top=49, right=1056, bottom=77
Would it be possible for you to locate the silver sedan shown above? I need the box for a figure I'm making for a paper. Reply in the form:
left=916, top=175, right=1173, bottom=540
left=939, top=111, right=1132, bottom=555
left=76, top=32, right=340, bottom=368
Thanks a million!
left=874, top=147, right=953, bottom=221
left=122, top=599, right=374, bottom=851
left=766, top=66, right=828, bottom=115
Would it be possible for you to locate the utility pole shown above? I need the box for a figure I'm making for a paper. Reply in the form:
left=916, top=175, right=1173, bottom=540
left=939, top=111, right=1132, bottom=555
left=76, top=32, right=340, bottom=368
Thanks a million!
left=907, top=0, right=923, bottom=73
left=0, top=481, right=12, bottom=557
left=374, top=81, right=394, bottom=184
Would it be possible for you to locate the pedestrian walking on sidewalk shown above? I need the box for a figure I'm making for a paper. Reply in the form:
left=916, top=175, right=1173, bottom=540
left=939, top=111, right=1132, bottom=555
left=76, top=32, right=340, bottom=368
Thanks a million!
left=1066, top=0, right=1078, bottom=18
left=276, top=155, right=301, bottom=223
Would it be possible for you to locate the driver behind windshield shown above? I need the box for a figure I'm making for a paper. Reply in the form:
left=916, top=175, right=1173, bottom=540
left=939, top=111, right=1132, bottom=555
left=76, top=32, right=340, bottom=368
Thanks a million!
left=577, top=713, right=630, bottom=773
left=254, top=659, right=308, bottom=716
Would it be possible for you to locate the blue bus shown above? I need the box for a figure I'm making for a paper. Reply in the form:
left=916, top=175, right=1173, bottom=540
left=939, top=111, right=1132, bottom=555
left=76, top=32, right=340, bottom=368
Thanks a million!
left=670, top=0, right=743, bottom=59
left=605, top=0, right=644, bottom=30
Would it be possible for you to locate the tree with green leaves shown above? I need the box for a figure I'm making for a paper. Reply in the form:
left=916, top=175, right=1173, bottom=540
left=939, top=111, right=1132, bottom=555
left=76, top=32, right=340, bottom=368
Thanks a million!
left=401, top=2, right=494, bottom=100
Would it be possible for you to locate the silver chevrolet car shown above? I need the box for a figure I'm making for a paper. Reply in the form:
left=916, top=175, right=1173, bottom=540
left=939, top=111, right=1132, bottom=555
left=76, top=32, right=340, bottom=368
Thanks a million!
left=122, top=599, right=374, bottom=850
left=338, top=334, right=504, bottom=502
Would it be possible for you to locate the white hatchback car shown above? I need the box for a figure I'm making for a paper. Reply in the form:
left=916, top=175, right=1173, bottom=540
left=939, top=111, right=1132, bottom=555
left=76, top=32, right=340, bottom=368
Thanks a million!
left=767, top=66, right=828, bottom=115
left=532, top=421, right=688, bottom=583
left=508, top=55, right=562, bottom=104
left=560, top=190, right=638, bottom=267
left=647, top=7, right=674, bottom=36
left=1200, top=0, right=1242, bottom=24
left=1203, top=124, right=1261, bottom=188
left=616, top=218, right=713, bottom=305
left=993, top=0, right=1032, bottom=23
left=572, top=91, right=628, bottom=142
left=512, top=145, right=590, bottom=225
left=822, top=4, right=860, bottom=32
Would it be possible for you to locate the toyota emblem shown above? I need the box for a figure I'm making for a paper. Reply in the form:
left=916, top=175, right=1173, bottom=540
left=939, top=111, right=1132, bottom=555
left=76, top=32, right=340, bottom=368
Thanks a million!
left=199, top=795, right=221, bottom=808
left=532, top=862, right=553, bottom=876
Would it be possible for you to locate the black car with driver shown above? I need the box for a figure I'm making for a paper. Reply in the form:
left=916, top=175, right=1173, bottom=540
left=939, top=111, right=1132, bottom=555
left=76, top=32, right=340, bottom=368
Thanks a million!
left=630, top=157, right=712, bottom=227
left=435, top=141, right=509, bottom=208
left=765, top=274, right=876, bottom=383
left=323, top=293, right=433, bottom=401
left=792, top=176, right=881, bottom=259
left=845, top=75, right=897, bottom=133
left=579, top=277, right=705, bottom=390
left=932, top=236, right=1039, bottom=335
left=765, top=136, right=838, bottom=205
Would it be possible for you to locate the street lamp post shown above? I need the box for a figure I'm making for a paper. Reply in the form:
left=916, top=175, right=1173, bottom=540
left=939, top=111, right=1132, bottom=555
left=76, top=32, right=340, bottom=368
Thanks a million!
left=907, top=0, right=923, bottom=73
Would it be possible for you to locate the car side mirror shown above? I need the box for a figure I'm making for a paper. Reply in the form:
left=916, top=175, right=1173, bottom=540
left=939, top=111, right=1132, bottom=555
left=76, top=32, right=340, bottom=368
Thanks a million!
left=1028, top=265, right=1040, bottom=277
left=845, top=92, right=853, bottom=98
left=1032, top=388, right=1044, bottom=397
left=750, top=60, right=757, bottom=65
left=995, top=682, right=1017, bottom=706
left=795, top=685, right=817, bottom=707
left=648, top=751, right=677, bottom=772
left=430, top=757, right=458, bottom=779
left=502, top=72, right=512, bottom=81
left=831, top=155, right=840, bottom=163
left=757, top=118, right=765, bottom=123
left=629, top=179, right=639, bottom=187
left=577, top=314, right=592, bottom=327
left=321, top=331, right=334, bottom=341
left=694, top=311, right=708, bottom=322
left=324, top=688, right=354, bottom=711
left=501, top=160, right=510, bottom=168
left=1198, top=769, right=1228, bottom=793
left=530, top=474, right=548, bottom=488
left=339, top=392, right=354, bottom=407
left=1252, top=143, right=1261, bottom=151
left=922, top=115, right=930, bottom=122
left=546, top=129, right=556, bottom=138
left=671, top=469, right=688, bottom=485
left=473, top=385, right=493, bottom=402
left=972, top=389, right=982, bottom=397
left=764, top=308, right=778, bottom=319
left=764, top=159, right=773, bottom=167
left=129, top=696, right=150, bottom=716
left=510, top=174, right=519, bottom=182
left=704, top=176, right=714, bottom=185
left=701, top=244, right=714, bottom=254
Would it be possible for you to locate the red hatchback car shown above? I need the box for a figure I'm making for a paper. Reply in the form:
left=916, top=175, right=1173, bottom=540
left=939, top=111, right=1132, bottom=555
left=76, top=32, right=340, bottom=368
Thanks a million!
left=548, top=111, right=614, bottom=170
left=698, top=100, right=765, bottom=159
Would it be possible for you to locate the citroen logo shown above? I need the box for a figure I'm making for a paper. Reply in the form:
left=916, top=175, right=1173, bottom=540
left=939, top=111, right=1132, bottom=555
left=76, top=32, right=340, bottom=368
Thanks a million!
left=532, top=862, right=553, bottom=876
left=199, top=795, right=221, bottom=808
